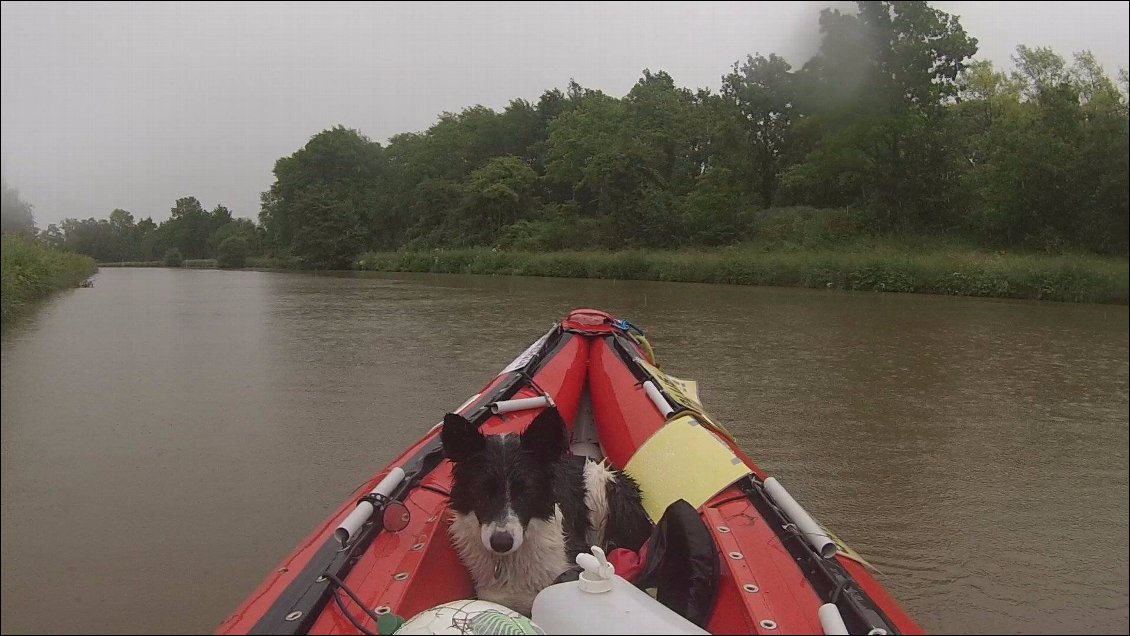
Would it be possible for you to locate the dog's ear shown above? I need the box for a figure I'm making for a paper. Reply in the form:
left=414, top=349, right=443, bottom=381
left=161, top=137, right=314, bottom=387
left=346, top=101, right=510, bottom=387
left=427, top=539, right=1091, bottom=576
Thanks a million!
left=441, top=413, right=485, bottom=463
left=520, top=407, right=567, bottom=461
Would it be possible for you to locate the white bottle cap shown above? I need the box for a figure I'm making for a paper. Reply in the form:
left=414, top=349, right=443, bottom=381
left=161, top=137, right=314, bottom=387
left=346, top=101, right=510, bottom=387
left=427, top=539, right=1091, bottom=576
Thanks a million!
left=576, top=546, right=615, bottom=593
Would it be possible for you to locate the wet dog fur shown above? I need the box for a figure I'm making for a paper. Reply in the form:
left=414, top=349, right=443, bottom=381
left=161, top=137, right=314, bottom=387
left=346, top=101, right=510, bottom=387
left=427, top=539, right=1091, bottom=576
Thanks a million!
left=442, top=407, right=652, bottom=614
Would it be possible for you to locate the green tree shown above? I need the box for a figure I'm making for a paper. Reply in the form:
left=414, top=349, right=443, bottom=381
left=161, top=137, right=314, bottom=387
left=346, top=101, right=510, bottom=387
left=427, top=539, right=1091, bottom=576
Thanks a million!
left=261, top=126, right=384, bottom=258
left=287, top=185, right=366, bottom=269
left=59, top=217, right=118, bottom=262
left=685, top=168, right=749, bottom=245
left=399, top=178, right=467, bottom=247
left=136, top=217, right=159, bottom=261
left=162, top=197, right=213, bottom=259
left=786, top=1, right=978, bottom=229
left=1, top=176, right=36, bottom=235
left=624, top=69, right=703, bottom=195
left=545, top=88, right=629, bottom=212
left=209, top=205, right=234, bottom=237
left=236, top=0, right=1125, bottom=258
left=40, top=223, right=66, bottom=250
left=216, top=235, right=250, bottom=269
left=164, top=247, right=184, bottom=267
left=105, top=209, right=136, bottom=261
left=722, top=54, right=796, bottom=206
left=544, top=82, right=689, bottom=245
left=460, top=156, right=538, bottom=245
left=210, top=218, right=261, bottom=256
left=970, top=47, right=1129, bottom=252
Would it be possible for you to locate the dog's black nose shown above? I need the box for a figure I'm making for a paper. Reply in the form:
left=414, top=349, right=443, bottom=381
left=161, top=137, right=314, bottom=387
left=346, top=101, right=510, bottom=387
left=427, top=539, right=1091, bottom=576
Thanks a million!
left=489, top=532, right=514, bottom=553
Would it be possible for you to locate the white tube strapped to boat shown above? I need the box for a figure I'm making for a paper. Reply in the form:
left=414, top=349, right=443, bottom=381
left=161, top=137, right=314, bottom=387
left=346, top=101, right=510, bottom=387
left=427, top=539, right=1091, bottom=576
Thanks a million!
left=334, top=466, right=406, bottom=545
left=819, top=603, right=849, bottom=635
left=643, top=380, right=674, bottom=417
left=489, top=395, right=552, bottom=414
left=763, top=477, right=838, bottom=559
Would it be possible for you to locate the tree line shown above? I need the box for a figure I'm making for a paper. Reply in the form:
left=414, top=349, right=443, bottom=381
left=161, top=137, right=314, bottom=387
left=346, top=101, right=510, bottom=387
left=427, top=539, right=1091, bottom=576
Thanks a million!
left=21, top=196, right=263, bottom=268
left=10, top=1, right=1129, bottom=269
left=257, top=1, right=1129, bottom=267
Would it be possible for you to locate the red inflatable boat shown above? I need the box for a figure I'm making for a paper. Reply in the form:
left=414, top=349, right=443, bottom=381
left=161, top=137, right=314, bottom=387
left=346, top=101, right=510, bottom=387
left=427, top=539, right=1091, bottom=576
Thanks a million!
left=217, top=309, right=922, bottom=635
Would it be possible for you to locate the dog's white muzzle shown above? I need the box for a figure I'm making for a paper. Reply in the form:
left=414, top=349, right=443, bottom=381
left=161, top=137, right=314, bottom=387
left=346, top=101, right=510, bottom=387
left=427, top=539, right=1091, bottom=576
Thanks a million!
left=480, top=509, right=524, bottom=554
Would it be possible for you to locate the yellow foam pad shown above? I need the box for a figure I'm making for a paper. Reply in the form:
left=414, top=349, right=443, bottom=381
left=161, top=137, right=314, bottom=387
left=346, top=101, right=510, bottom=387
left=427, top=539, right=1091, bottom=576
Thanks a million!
left=625, top=414, right=751, bottom=521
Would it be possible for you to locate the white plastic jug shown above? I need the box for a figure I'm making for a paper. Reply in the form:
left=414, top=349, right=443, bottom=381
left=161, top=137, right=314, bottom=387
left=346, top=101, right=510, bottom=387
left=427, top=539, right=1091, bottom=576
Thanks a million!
left=530, top=546, right=709, bottom=635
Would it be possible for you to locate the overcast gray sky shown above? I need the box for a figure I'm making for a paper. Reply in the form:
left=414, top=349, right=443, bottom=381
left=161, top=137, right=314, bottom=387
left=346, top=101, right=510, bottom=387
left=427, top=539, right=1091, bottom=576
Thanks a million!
left=2, top=1, right=1127, bottom=227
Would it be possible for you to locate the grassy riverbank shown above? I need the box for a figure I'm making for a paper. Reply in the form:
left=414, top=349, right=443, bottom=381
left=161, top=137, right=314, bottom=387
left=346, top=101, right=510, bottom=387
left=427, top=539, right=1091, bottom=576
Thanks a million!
left=97, top=257, right=281, bottom=269
left=98, top=259, right=217, bottom=268
left=356, top=245, right=1129, bottom=304
left=1, top=235, right=98, bottom=322
left=88, top=241, right=1128, bottom=304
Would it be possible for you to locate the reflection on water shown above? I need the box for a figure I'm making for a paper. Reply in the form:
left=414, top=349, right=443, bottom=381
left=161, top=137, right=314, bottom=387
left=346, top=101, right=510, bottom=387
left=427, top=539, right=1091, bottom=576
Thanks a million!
left=2, top=268, right=1127, bottom=634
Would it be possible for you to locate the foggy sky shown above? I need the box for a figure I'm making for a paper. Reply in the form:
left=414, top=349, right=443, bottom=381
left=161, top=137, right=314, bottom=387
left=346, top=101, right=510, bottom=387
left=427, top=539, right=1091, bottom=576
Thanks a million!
left=2, top=1, right=1128, bottom=228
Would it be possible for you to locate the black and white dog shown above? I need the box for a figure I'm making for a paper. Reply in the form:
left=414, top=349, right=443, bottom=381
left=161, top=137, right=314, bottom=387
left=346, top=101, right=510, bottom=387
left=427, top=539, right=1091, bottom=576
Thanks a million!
left=442, top=407, right=652, bottom=615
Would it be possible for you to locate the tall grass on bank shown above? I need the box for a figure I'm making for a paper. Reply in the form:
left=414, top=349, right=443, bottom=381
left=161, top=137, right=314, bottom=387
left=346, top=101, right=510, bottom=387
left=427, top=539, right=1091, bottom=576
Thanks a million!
left=97, top=256, right=293, bottom=269
left=355, top=247, right=1129, bottom=304
left=98, top=258, right=220, bottom=268
left=2, top=235, right=98, bottom=321
left=97, top=261, right=164, bottom=267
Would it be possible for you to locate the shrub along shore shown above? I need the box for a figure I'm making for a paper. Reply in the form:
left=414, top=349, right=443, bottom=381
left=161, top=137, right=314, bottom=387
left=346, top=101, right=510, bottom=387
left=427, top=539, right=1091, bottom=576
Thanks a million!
left=1, top=235, right=98, bottom=322
left=94, top=242, right=1129, bottom=305
left=97, top=257, right=277, bottom=269
left=355, top=247, right=1129, bottom=305
left=99, top=259, right=218, bottom=268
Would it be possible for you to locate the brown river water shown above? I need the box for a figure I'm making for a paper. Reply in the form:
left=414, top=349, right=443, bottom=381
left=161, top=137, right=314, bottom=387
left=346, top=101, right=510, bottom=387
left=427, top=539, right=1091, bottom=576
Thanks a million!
left=1, top=267, right=1127, bottom=634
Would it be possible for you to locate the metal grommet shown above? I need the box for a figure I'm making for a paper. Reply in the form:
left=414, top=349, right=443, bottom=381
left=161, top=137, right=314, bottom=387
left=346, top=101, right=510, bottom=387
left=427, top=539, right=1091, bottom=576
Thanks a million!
left=278, top=567, right=289, bottom=574
left=393, top=572, right=409, bottom=581
left=285, top=611, right=302, bottom=622
left=374, top=606, right=391, bottom=615
left=729, top=551, right=743, bottom=560
left=717, top=526, right=730, bottom=533
left=315, top=575, right=328, bottom=583
left=743, top=583, right=759, bottom=593
left=760, top=619, right=777, bottom=630
left=410, top=542, right=424, bottom=551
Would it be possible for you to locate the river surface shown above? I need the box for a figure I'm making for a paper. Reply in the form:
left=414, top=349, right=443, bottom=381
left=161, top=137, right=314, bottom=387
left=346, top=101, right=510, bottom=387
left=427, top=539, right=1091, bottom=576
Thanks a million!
left=1, top=267, right=1127, bottom=634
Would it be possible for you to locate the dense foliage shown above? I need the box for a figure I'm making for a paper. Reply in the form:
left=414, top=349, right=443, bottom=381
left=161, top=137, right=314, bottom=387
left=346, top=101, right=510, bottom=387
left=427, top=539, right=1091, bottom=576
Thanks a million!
left=27, top=1, right=1130, bottom=271
left=41, top=198, right=263, bottom=268
left=254, top=1, right=1126, bottom=266
left=1, top=235, right=97, bottom=322
left=1, top=177, right=36, bottom=235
